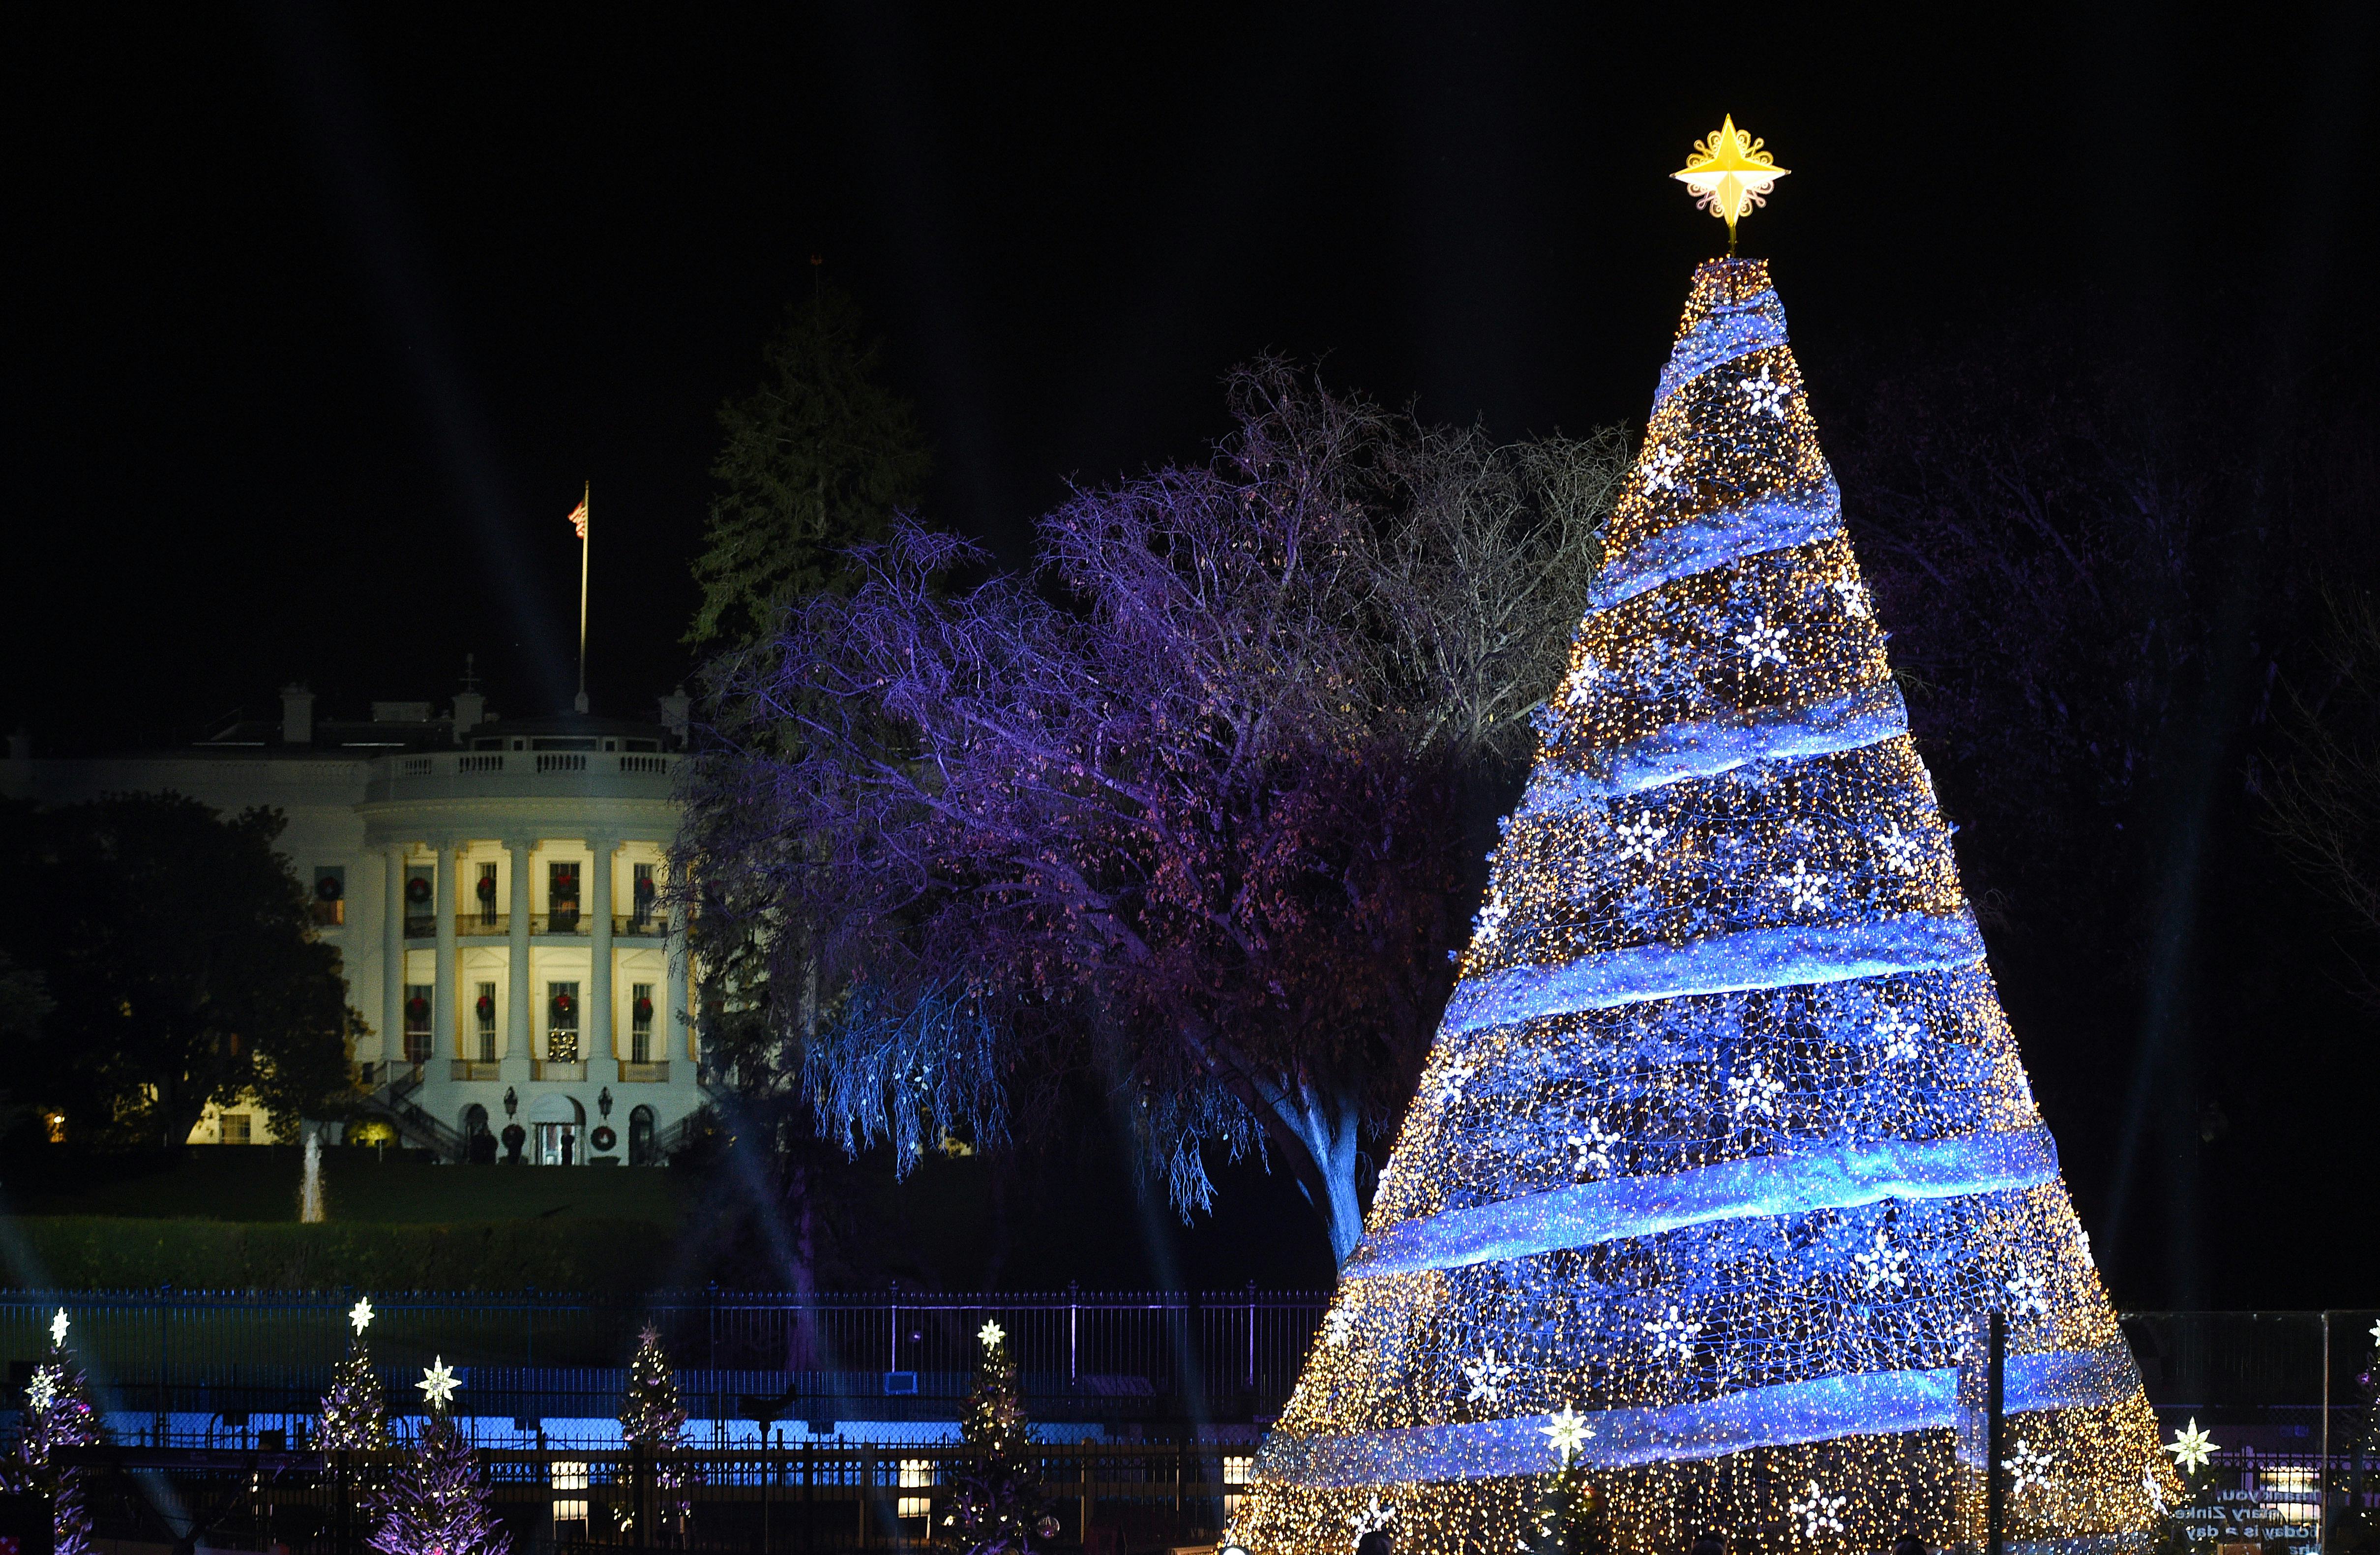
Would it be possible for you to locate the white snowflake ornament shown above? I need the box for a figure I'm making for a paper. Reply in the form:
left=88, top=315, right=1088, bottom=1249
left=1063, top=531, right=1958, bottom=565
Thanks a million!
left=1642, top=446, right=1686, bottom=494
left=1348, top=1496, right=1397, bottom=1537
left=1739, top=365, right=1791, bottom=419
left=1774, top=859, right=1829, bottom=910
left=1462, top=1348, right=1514, bottom=1404
left=2005, top=1263, right=2051, bottom=1318
left=2003, top=1438, right=2054, bottom=1495
left=1322, top=1310, right=1354, bottom=1349
left=1726, top=1061, right=1785, bottom=1120
left=1873, top=1007, right=1923, bottom=1063
left=1854, top=1226, right=1910, bottom=1291
left=1788, top=1481, right=1846, bottom=1537
left=1733, top=615, right=1790, bottom=668
left=1614, top=812, right=1669, bottom=864
left=1642, top=1305, right=1702, bottom=1361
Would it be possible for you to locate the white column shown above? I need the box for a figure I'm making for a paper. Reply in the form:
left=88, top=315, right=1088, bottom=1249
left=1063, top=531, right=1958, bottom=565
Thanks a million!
left=433, top=840, right=460, bottom=1073
left=381, top=844, right=406, bottom=1085
left=589, top=836, right=615, bottom=1074
left=506, top=837, right=534, bottom=1079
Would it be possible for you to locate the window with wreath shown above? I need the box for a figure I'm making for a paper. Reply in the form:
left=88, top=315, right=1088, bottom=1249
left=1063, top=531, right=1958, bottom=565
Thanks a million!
left=629, top=981, right=654, bottom=1063
left=547, top=980, right=580, bottom=1061
left=403, top=982, right=434, bottom=1064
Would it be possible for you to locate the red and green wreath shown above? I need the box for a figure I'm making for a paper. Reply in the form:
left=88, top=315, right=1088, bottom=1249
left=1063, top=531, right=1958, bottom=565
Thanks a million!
left=404, top=877, right=432, bottom=905
left=551, top=990, right=576, bottom=1017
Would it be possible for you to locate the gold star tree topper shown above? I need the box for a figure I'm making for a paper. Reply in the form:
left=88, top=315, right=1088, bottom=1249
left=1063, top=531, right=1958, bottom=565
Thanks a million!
left=1673, top=115, right=1789, bottom=252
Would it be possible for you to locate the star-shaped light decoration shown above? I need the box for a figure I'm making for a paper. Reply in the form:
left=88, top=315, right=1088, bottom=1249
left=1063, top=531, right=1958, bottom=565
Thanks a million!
left=978, top=1319, right=1006, bottom=1349
left=2165, top=1417, right=2218, bottom=1473
left=2003, top=1437, right=2054, bottom=1495
left=1672, top=115, right=1789, bottom=252
left=27, top=1365, right=60, bottom=1414
left=417, top=1356, right=461, bottom=1411
left=1542, top=1405, right=1593, bottom=1463
left=2142, top=1466, right=2168, bottom=1514
left=350, top=1296, right=375, bottom=1336
left=49, top=1309, right=69, bottom=1348
left=2369, top=1316, right=2380, bottom=1347
left=1788, top=1481, right=1846, bottom=1537
left=1461, top=1348, right=1513, bottom=1405
left=1322, top=1309, right=1354, bottom=1349
left=1347, top=1496, right=1397, bottom=1537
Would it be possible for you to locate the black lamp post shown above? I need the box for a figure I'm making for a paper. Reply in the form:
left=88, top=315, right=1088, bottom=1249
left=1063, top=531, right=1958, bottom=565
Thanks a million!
left=503, top=1086, right=518, bottom=1119
left=597, top=1087, right=613, bottom=1119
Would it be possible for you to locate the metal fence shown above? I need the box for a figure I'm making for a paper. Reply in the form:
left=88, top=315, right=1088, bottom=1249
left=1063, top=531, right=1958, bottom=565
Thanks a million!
left=56, top=1440, right=1251, bottom=1555
left=0, top=1288, right=1330, bottom=1428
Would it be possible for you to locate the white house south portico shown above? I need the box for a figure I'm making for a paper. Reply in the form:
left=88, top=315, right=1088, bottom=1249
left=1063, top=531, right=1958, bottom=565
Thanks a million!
left=361, top=709, right=695, bottom=1165
left=0, top=680, right=707, bottom=1163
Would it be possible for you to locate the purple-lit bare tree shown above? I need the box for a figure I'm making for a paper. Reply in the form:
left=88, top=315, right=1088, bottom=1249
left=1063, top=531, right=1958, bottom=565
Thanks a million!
left=681, top=360, right=1626, bottom=1263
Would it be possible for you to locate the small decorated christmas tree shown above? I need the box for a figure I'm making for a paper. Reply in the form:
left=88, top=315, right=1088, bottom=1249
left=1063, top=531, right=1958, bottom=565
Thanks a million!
left=619, top=1323, right=693, bottom=1540
left=2, top=1309, right=106, bottom=1555
left=943, top=1321, right=1053, bottom=1555
left=619, top=1325, right=688, bottom=1449
left=369, top=1358, right=510, bottom=1555
left=320, top=1296, right=388, bottom=1451
left=1516, top=1412, right=1603, bottom=1555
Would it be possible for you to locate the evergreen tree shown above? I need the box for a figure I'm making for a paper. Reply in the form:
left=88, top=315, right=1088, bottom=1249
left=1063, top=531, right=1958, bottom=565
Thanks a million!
left=943, top=1323, right=1052, bottom=1555
left=619, top=1325, right=688, bottom=1449
left=370, top=1365, right=508, bottom=1555
left=1, top=1316, right=106, bottom=1555
left=1515, top=1431, right=1602, bottom=1555
left=318, top=1342, right=387, bottom=1451
left=688, top=281, right=932, bottom=649
left=1234, top=256, right=2178, bottom=1555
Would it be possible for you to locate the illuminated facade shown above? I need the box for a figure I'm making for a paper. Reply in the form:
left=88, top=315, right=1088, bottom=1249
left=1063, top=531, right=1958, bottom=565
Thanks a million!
left=0, top=683, right=703, bottom=1164
left=1232, top=261, right=2174, bottom=1554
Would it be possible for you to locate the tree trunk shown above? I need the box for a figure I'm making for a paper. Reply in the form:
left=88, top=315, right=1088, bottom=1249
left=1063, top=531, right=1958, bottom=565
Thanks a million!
left=1252, top=1078, right=1367, bottom=1267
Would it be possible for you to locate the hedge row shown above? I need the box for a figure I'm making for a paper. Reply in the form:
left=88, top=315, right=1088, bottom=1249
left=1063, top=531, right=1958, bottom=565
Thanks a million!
left=4, top=1217, right=667, bottom=1293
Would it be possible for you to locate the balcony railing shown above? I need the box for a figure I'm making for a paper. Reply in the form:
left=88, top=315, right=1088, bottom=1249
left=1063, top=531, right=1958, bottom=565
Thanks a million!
left=450, top=1059, right=502, bottom=1082
left=532, top=1060, right=588, bottom=1082
left=403, top=914, right=436, bottom=939
left=614, top=911, right=673, bottom=938
left=617, top=1060, right=670, bottom=1083
left=531, top=910, right=587, bottom=935
left=459, top=912, right=508, bottom=936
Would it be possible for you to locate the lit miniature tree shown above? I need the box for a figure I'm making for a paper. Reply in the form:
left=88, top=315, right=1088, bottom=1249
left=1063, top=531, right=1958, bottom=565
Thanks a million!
left=619, top=1325, right=688, bottom=1450
left=942, top=1321, right=1052, bottom=1555
left=320, top=1296, right=387, bottom=1451
left=1234, top=123, right=2177, bottom=1555
left=1516, top=1413, right=1603, bottom=1555
left=618, top=1323, right=693, bottom=1540
left=1, top=1309, right=105, bottom=1555
left=370, top=1359, right=509, bottom=1555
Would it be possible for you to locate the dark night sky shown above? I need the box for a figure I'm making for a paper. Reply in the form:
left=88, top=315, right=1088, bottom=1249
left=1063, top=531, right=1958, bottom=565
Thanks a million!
left=7, top=6, right=2378, bottom=1302
left=12, top=5, right=2371, bottom=747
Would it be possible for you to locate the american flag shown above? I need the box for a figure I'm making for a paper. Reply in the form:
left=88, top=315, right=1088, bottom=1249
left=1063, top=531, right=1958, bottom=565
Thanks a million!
left=566, top=493, right=589, bottom=539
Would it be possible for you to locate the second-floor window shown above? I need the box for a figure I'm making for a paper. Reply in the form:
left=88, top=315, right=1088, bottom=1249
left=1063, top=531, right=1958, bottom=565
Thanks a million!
left=474, top=981, right=497, bottom=1063
left=630, top=981, right=654, bottom=1064
left=475, top=863, right=500, bottom=926
left=403, top=983, right=434, bottom=1065
left=548, top=862, right=580, bottom=931
left=631, top=864, right=656, bottom=929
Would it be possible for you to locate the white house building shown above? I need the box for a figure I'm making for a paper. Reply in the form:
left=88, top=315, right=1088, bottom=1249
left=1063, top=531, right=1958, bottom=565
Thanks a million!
left=0, top=679, right=706, bottom=1166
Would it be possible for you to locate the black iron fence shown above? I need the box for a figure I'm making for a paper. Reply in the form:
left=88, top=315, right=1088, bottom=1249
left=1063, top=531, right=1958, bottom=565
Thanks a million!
left=56, top=1439, right=1253, bottom=1555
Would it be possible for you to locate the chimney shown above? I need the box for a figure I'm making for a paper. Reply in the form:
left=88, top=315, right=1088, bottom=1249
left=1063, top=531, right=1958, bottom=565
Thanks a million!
left=658, top=685, right=691, bottom=745
left=280, top=684, right=315, bottom=746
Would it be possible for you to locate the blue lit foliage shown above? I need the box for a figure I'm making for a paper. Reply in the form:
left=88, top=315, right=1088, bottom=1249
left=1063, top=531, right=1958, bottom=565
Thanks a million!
left=1235, top=262, right=2175, bottom=1555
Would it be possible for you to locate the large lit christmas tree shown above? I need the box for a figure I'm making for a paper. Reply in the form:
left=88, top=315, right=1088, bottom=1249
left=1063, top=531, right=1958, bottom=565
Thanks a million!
left=1232, top=120, right=2175, bottom=1555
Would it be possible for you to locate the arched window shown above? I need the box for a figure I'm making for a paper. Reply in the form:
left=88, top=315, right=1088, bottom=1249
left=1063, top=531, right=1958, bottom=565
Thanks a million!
left=628, top=1105, right=657, bottom=1166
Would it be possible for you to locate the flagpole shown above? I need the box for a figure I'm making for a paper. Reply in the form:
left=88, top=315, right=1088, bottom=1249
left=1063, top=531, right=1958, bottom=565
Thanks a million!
left=575, top=480, right=590, bottom=714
